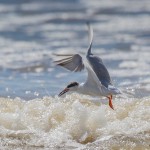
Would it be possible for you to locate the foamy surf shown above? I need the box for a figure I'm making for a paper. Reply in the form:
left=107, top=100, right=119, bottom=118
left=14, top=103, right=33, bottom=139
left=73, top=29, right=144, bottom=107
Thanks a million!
left=0, top=94, right=149, bottom=149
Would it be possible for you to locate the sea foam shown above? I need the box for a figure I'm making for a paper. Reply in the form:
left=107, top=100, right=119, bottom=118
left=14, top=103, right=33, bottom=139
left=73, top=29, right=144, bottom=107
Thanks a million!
left=0, top=94, right=149, bottom=149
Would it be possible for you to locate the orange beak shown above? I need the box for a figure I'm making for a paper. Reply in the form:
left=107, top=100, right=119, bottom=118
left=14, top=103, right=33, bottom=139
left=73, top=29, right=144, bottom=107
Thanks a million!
left=58, top=88, right=69, bottom=96
left=107, top=95, right=114, bottom=110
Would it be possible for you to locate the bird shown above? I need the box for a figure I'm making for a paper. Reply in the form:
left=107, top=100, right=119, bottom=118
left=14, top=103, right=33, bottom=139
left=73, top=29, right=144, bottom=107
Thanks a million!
left=54, top=23, right=121, bottom=110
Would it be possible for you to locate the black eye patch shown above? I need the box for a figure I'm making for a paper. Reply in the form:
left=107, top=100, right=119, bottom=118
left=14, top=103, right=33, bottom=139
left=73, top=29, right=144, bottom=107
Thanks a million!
left=67, top=82, right=79, bottom=88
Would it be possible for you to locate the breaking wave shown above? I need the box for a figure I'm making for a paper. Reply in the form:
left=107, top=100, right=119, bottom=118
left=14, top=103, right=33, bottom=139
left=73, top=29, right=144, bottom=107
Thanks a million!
left=0, top=94, right=149, bottom=149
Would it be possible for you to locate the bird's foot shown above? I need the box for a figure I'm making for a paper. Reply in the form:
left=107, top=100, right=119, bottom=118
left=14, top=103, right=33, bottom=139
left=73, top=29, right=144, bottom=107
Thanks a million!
left=107, top=95, right=114, bottom=110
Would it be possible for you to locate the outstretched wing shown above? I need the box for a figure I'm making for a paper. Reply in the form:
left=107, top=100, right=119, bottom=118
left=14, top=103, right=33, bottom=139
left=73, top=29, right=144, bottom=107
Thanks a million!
left=87, top=22, right=93, bottom=55
left=87, top=54, right=112, bottom=88
left=54, top=23, right=112, bottom=88
left=54, top=23, right=92, bottom=73
left=86, top=23, right=112, bottom=88
left=54, top=54, right=84, bottom=72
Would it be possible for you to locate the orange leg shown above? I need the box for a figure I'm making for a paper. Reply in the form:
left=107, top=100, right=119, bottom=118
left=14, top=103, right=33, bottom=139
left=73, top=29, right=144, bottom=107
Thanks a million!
left=107, top=95, right=114, bottom=110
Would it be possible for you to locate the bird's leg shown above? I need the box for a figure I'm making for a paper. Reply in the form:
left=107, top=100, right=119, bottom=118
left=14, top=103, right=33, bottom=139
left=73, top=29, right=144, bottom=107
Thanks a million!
left=107, top=95, right=114, bottom=110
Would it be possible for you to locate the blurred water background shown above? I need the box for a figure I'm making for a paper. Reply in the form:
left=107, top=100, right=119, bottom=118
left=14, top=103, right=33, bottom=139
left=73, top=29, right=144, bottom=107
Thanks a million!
left=0, top=0, right=150, bottom=149
left=0, top=0, right=150, bottom=99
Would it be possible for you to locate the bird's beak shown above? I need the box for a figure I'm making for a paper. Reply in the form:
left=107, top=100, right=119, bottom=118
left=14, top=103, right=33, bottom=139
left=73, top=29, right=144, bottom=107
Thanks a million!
left=58, top=88, right=69, bottom=96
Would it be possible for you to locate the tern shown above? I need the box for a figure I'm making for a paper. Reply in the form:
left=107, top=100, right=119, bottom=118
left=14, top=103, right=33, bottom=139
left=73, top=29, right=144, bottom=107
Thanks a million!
left=54, top=23, right=121, bottom=109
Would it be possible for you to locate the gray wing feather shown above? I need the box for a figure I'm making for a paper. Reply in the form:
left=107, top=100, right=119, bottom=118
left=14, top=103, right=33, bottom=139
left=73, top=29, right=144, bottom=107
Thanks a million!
left=87, top=22, right=93, bottom=55
left=87, top=54, right=112, bottom=88
left=54, top=54, right=84, bottom=72
left=86, top=23, right=112, bottom=88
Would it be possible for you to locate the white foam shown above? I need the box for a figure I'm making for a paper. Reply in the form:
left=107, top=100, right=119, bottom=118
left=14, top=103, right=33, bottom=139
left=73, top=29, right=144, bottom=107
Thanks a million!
left=0, top=94, right=149, bottom=149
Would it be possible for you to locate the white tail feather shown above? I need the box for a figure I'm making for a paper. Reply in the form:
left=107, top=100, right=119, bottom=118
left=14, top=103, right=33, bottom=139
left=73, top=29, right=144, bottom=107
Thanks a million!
left=108, top=85, right=121, bottom=95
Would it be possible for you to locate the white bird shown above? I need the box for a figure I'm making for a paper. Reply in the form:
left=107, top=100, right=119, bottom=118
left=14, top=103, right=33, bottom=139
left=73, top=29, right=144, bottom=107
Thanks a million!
left=54, top=23, right=121, bottom=110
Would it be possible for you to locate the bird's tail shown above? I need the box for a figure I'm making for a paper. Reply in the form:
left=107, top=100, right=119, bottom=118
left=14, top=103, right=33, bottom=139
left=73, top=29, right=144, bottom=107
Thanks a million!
left=108, top=85, right=122, bottom=95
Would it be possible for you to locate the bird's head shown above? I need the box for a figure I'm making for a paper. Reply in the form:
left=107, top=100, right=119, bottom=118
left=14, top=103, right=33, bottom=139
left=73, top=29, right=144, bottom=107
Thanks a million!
left=58, top=82, right=79, bottom=96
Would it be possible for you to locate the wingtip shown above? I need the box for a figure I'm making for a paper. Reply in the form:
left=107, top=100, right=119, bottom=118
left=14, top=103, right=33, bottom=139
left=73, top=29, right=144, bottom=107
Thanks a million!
left=86, top=22, right=91, bottom=31
left=86, top=21, right=90, bottom=26
left=86, top=22, right=93, bottom=55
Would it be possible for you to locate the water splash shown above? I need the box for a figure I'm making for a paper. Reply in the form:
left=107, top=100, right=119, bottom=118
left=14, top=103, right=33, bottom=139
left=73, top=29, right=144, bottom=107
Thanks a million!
left=0, top=94, right=149, bottom=149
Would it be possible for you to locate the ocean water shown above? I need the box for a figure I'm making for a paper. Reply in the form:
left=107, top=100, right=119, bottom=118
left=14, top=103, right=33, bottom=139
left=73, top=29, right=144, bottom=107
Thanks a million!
left=0, top=0, right=150, bottom=149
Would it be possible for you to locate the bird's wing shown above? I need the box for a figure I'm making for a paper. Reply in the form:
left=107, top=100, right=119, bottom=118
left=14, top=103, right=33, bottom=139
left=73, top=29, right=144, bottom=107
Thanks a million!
left=87, top=22, right=93, bottom=55
left=84, top=64, right=102, bottom=88
left=54, top=54, right=84, bottom=72
left=53, top=23, right=92, bottom=73
left=86, top=23, right=112, bottom=88
left=53, top=53, right=100, bottom=89
left=87, top=54, right=112, bottom=88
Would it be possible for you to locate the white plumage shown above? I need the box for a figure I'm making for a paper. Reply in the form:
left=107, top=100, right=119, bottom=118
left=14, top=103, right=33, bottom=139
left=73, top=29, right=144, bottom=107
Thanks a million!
left=54, top=23, right=121, bottom=109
